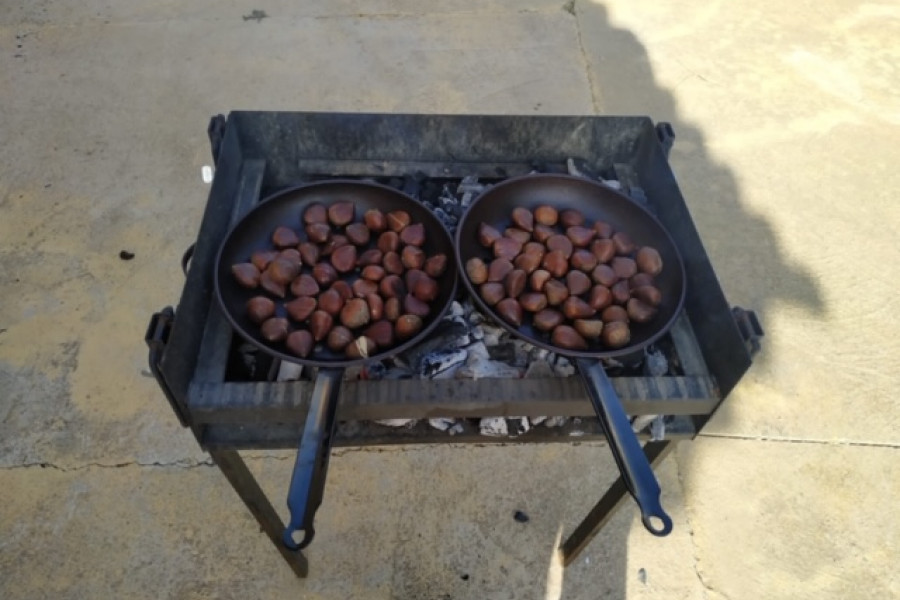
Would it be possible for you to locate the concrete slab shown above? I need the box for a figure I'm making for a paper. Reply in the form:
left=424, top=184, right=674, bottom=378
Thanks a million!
left=575, top=0, right=900, bottom=444
left=0, top=445, right=702, bottom=599
left=678, top=438, right=900, bottom=599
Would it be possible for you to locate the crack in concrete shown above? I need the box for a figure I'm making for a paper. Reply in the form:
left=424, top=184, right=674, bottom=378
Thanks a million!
left=567, top=0, right=602, bottom=114
left=674, top=450, right=729, bottom=600
left=698, top=432, right=900, bottom=449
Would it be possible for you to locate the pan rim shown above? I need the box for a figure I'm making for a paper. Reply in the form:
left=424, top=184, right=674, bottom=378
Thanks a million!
left=455, top=173, right=686, bottom=359
left=214, top=179, right=459, bottom=368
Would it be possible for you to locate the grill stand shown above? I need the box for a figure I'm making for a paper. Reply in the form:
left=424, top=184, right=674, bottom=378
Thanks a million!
left=146, top=112, right=761, bottom=578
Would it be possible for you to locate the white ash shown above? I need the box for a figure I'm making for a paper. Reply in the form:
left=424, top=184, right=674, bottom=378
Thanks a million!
left=631, top=414, right=657, bottom=433
left=479, top=417, right=508, bottom=437
left=428, top=418, right=457, bottom=432
left=275, top=361, right=303, bottom=381
left=375, top=418, right=417, bottom=428
left=644, top=347, right=669, bottom=376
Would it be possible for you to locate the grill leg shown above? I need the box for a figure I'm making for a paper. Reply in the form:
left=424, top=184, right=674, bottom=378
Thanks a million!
left=209, top=448, right=309, bottom=577
left=560, top=441, right=676, bottom=566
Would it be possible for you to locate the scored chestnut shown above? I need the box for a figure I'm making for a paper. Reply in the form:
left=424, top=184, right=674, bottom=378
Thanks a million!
left=401, top=245, right=425, bottom=270
left=267, top=257, right=299, bottom=285
left=305, top=222, right=331, bottom=244
left=356, top=248, right=383, bottom=267
left=542, top=250, right=569, bottom=278
left=318, top=289, right=344, bottom=316
left=493, top=237, right=523, bottom=261
left=530, top=269, right=551, bottom=292
left=544, top=279, right=569, bottom=306
left=312, top=262, right=338, bottom=287
left=612, top=231, right=636, bottom=255
left=566, top=270, right=592, bottom=296
left=626, top=298, right=657, bottom=323
left=562, top=296, right=595, bottom=320
left=377, top=231, right=400, bottom=254
left=387, top=210, right=411, bottom=233
left=574, top=319, right=604, bottom=339
left=532, top=224, right=555, bottom=243
left=504, top=228, right=531, bottom=244
left=479, top=282, right=506, bottom=306
left=611, top=280, right=631, bottom=305
left=632, top=285, right=661, bottom=307
left=504, top=269, right=527, bottom=298
left=346, top=335, right=377, bottom=359
left=383, top=251, right=404, bottom=275
left=366, top=293, right=384, bottom=321
left=364, top=320, right=395, bottom=348
left=593, top=221, right=614, bottom=239
left=352, top=278, right=378, bottom=298
left=259, top=270, right=286, bottom=298
left=519, top=292, right=548, bottom=313
left=565, top=226, right=594, bottom=248
left=327, top=326, right=354, bottom=352
left=310, top=310, right=333, bottom=341
left=546, top=234, right=573, bottom=259
left=403, top=294, right=430, bottom=318
left=590, top=238, right=616, bottom=264
left=611, top=256, right=637, bottom=280
left=570, top=249, right=598, bottom=272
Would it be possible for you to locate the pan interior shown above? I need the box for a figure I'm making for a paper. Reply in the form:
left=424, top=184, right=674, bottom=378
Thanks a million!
left=216, top=180, right=458, bottom=367
left=456, top=174, right=685, bottom=358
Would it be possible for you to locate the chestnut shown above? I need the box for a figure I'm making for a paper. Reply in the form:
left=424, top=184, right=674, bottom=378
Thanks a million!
left=546, top=234, right=573, bottom=259
left=565, top=226, right=594, bottom=248
left=246, top=296, right=276, bottom=324
left=327, top=326, right=354, bottom=352
left=303, top=203, right=327, bottom=225
left=504, top=228, right=531, bottom=244
left=364, top=208, right=387, bottom=232
left=570, top=249, right=598, bottom=272
left=511, top=207, right=534, bottom=232
left=504, top=269, right=527, bottom=298
left=401, top=245, right=425, bottom=270
left=544, top=279, right=570, bottom=306
left=267, top=257, right=299, bottom=285
left=466, top=257, right=488, bottom=284
left=345, top=222, right=371, bottom=246
left=400, top=222, right=425, bottom=247
left=312, top=262, right=338, bottom=287
left=377, top=230, right=400, bottom=254
left=487, top=258, right=515, bottom=283
left=530, top=269, right=551, bottom=292
left=533, top=309, right=564, bottom=332
left=611, top=256, right=637, bottom=280
left=493, top=237, right=523, bottom=261
left=629, top=272, right=655, bottom=289
left=232, top=263, right=260, bottom=289
left=591, top=264, right=618, bottom=287
left=534, top=205, right=558, bottom=226
left=559, top=209, right=585, bottom=228
left=327, top=202, right=354, bottom=227
left=383, top=251, right=404, bottom=275
left=366, top=293, right=384, bottom=321
left=532, top=224, right=555, bottom=243
left=590, top=238, right=616, bottom=264
left=477, top=222, right=502, bottom=248
left=387, top=210, right=411, bottom=232
left=589, top=285, right=613, bottom=311
left=573, top=319, right=604, bottom=339
left=278, top=248, right=302, bottom=269
left=384, top=297, right=401, bottom=322
left=496, top=298, right=523, bottom=327
left=346, top=335, right=377, bottom=359
left=362, top=265, right=386, bottom=282
left=601, top=305, right=629, bottom=323
left=562, top=296, right=595, bottom=320
left=592, top=221, right=614, bottom=239
left=340, top=298, right=371, bottom=329
left=611, top=280, right=631, bottom=305
left=403, top=294, right=431, bottom=318
left=356, top=248, right=383, bottom=267
left=260, top=317, right=289, bottom=342
left=321, top=234, right=349, bottom=257
left=636, top=247, right=663, bottom=276
left=250, top=250, right=278, bottom=272
left=514, top=252, right=542, bottom=274
left=352, top=278, right=378, bottom=298
left=318, top=289, right=344, bottom=316
left=601, top=320, right=630, bottom=348
left=330, top=244, right=357, bottom=274
left=330, top=280, right=353, bottom=300
left=272, top=226, right=300, bottom=249
left=310, top=310, right=333, bottom=341
left=364, top=320, right=395, bottom=348
left=626, top=298, right=657, bottom=323
left=479, top=282, right=506, bottom=306
left=413, top=276, right=439, bottom=302
left=612, top=231, right=636, bottom=255
left=523, top=241, right=546, bottom=258
left=519, top=292, right=548, bottom=312
left=305, top=222, right=331, bottom=244
left=551, top=325, right=588, bottom=350
left=285, top=296, right=317, bottom=322
left=298, top=242, right=320, bottom=267
left=424, top=254, right=448, bottom=278
left=632, top=285, right=662, bottom=307
left=286, top=330, right=314, bottom=358
left=379, top=275, right=406, bottom=298
left=566, top=270, right=592, bottom=296
left=259, top=270, right=286, bottom=298
left=542, top=250, right=569, bottom=278
left=395, top=314, right=423, bottom=340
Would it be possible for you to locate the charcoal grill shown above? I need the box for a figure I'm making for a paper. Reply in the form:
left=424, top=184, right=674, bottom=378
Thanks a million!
left=145, top=112, right=762, bottom=577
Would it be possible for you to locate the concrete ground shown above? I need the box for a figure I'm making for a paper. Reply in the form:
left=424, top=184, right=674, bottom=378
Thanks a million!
left=1, top=1, right=898, bottom=598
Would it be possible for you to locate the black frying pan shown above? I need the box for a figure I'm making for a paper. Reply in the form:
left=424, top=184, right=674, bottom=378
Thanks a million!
left=215, top=180, right=458, bottom=550
left=455, top=174, right=685, bottom=536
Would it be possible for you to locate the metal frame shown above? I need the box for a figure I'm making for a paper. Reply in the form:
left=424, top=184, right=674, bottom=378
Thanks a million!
left=146, top=112, right=760, bottom=577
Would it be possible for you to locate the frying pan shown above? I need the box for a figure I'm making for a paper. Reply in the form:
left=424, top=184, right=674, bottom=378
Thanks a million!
left=215, top=180, right=458, bottom=550
left=455, top=174, right=686, bottom=536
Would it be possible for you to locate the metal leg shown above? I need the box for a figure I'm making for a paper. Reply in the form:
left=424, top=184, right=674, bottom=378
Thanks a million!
left=209, top=448, right=309, bottom=577
left=560, top=441, right=676, bottom=566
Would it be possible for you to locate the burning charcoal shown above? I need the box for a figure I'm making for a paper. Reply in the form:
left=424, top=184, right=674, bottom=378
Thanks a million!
left=272, top=226, right=300, bottom=248
left=232, top=263, right=260, bottom=288
left=428, top=418, right=458, bottom=431
left=644, top=347, right=669, bottom=377
left=420, top=349, right=468, bottom=378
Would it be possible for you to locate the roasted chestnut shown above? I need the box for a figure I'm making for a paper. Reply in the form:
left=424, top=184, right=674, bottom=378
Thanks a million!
left=286, top=330, right=313, bottom=357
left=232, top=263, right=260, bottom=288
left=496, top=297, right=523, bottom=327
left=285, top=296, right=317, bottom=322
left=327, top=202, right=354, bottom=227
left=340, top=298, right=371, bottom=329
left=466, top=257, right=488, bottom=284
left=303, top=203, right=327, bottom=225
left=246, top=296, right=276, bottom=324
left=511, top=207, right=534, bottom=232
left=636, top=247, right=663, bottom=276
left=387, top=210, right=411, bottom=233
left=534, top=205, right=558, bottom=226
left=551, top=325, right=587, bottom=350
left=260, top=318, right=289, bottom=342
left=272, top=226, right=300, bottom=248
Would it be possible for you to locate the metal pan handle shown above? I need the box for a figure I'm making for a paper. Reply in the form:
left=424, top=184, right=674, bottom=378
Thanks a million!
left=575, top=358, right=673, bottom=536
left=283, top=367, right=343, bottom=550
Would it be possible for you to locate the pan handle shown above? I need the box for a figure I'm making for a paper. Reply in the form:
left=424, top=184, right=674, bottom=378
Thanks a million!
left=574, top=358, right=673, bottom=536
left=283, top=367, right=343, bottom=550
